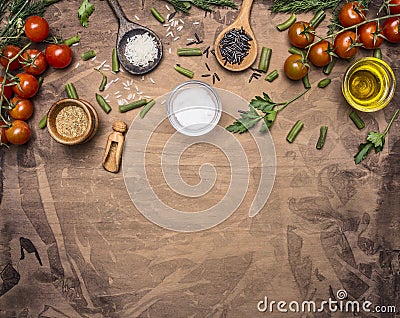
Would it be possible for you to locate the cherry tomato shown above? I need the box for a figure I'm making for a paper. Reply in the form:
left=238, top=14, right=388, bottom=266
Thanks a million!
left=358, top=22, right=384, bottom=49
left=0, top=76, right=13, bottom=100
left=334, top=31, right=359, bottom=59
left=24, top=16, right=49, bottom=42
left=9, top=97, right=33, bottom=121
left=5, top=120, right=31, bottom=145
left=45, top=44, right=72, bottom=69
left=389, top=0, right=400, bottom=14
left=309, top=40, right=332, bottom=67
left=21, top=49, right=47, bottom=75
left=12, top=73, right=39, bottom=99
left=383, top=18, right=400, bottom=43
left=284, top=54, right=309, bottom=80
left=288, top=22, right=315, bottom=48
left=338, top=2, right=366, bottom=27
left=0, top=45, right=21, bottom=70
left=0, top=121, right=8, bottom=144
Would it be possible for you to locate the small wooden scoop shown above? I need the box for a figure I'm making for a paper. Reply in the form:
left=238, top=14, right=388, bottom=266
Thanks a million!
left=214, top=0, right=257, bottom=71
left=102, top=121, right=127, bottom=173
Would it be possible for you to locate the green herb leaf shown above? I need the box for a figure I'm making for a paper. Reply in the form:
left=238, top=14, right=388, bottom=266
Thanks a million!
left=264, top=110, right=278, bottom=128
left=250, top=93, right=279, bottom=112
left=354, top=142, right=374, bottom=164
left=366, top=131, right=385, bottom=148
left=78, top=0, right=94, bottom=28
left=226, top=121, right=248, bottom=134
left=226, top=106, right=263, bottom=134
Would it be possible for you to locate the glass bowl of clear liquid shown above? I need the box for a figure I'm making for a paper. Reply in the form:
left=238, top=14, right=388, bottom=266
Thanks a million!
left=167, top=81, right=222, bottom=136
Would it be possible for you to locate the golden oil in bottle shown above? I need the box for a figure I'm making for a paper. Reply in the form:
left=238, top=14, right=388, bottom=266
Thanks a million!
left=342, top=57, right=396, bottom=112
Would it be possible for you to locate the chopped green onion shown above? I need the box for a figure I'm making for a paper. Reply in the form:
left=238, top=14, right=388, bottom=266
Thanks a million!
left=302, top=73, right=311, bottom=89
left=309, top=9, right=326, bottom=28
left=373, top=48, right=382, bottom=59
left=95, top=93, right=112, bottom=113
left=140, top=99, right=156, bottom=118
left=151, top=7, right=165, bottom=23
left=95, top=69, right=107, bottom=91
left=64, top=35, right=80, bottom=46
left=286, top=120, right=304, bottom=143
left=177, top=48, right=203, bottom=56
left=323, top=58, right=336, bottom=75
left=316, top=126, right=328, bottom=149
left=81, top=50, right=96, bottom=61
left=119, top=99, right=148, bottom=113
left=318, top=78, right=331, bottom=88
left=349, top=111, right=365, bottom=129
left=65, top=83, right=78, bottom=99
left=39, top=114, right=47, bottom=129
left=112, top=48, right=119, bottom=73
left=265, top=70, right=279, bottom=82
left=258, top=47, right=272, bottom=73
left=276, top=13, right=296, bottom=31
left=174, top=64, right=194, bottom=78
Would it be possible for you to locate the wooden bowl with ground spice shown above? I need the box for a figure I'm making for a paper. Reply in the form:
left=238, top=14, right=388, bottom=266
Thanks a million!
left=47, top=98, right=99, bottom=145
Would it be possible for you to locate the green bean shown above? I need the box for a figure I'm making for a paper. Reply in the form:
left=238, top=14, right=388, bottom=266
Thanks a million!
left=81, top=50, right=96, bottom=61
left=258, top=47, right=272, bottom=73
left=302, top=73, right=311, bottom=89
left=174, top=64, right=194, bottom=78
left=323, top=58, right=336, bottom=75
left=286, top=120, right=304, bottom=143
left=349, top=111, right=365, bottom=129
left=95, top=93, right=112, bottom=113
left=112, top=48, right=119, bottom=73
left=288, top=46, right=304, bottom=56
left=316, top=126, right=328, bottom=149
left=265, top=70, right=279, bottom=82
left=318, top=78, right=331, bottom=88
left=64, top=35, right=80, bottom=46
left=38, top=114, right=47, bottom=129
left=276, top=13, right=296, bottom=31
left=95, top=69, right=107, bottom=91
left=139, top=99, right=156, bottom=118
left=151, top=7, right=165, bottom=23
left=119, top=99, right=148, bottom=113
left=65, top=83, right=78, bottom=99
left=373, top=48, right=382, bottom=59
left=309, top=9, right=326, bottom=28
left=177, top=48, right=203, bottom=56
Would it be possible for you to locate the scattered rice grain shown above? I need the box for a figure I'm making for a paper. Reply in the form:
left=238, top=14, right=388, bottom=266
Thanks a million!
left=74, top=62, right=80, bottom=69
left=179, top=19, right=184, bottom=24
left=161, top=100, right=166, bottom=105
left=173, top=36, right=180, bottom=41
left=177, top=26, right=183, bottom=32
left=193, top=21, right=200, bottom=25
left=150, top=78, right=155, bottom=84
left=166, top=4, right=170, bottom=10
left=134, top=15, right=140, bottom=20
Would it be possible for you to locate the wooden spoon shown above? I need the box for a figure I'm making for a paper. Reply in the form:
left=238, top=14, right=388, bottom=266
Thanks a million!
left=214, top=0, right=257, bottom=72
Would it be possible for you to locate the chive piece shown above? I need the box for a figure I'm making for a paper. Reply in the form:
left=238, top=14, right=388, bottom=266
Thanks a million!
left=309, top=9, right=326, bottom=28
left=174, top=64, right=194, bottom=78
left=276, top=13, right=296, bottom=31
left=373, top=48, right=382, bottom=59
left=302, top=73, right=311, bottom=89
left=119, top=99, right=147, bottom=113
left=65, top=83, right=78, bottom=99
left=95, top=69, right=107, bottom=91
left=64, top=35, right=80, bottom=46
left=323, top=58, right=336, bottom=75
left=95, top=93, right=112, bottom=113
left=318, top=78, right=331, bottom=88
left=151, top=7, right=165, bottom=23
left=139, top=99, right=156, bottom=118
left=258, top=47, right=272, bottom=73
left=265, top=70, right=279, bottom=82
left=349, top=111, right=365, bottom=129
left=112, top=48, right=119, bottom=73
left=286, top=120, right=304, bottom=143
left=177, top=48, right=203, bottom=56
left=81, top=50, right=96, bottom=61
left=316, top=126, right=328, bottom=149
left=288, top=47, right=303, bottom=56
left=37, top=76, right=44, bottom=89
left=39, top=114, right=47, bottom=129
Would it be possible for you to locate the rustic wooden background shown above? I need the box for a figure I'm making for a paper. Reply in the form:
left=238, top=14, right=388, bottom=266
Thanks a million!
left=0, top=0, right=399, bottom=317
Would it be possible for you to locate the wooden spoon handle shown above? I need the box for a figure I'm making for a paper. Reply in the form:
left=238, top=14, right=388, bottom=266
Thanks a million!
left=106, top=0, right=130, bottom=24
left=237, top=0, right=255, bottom=22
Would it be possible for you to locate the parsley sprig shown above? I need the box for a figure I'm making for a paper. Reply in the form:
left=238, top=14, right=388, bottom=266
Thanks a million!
left=226, top=89, right=309, bottom=134
left=354, top=109, right=399, bottom=164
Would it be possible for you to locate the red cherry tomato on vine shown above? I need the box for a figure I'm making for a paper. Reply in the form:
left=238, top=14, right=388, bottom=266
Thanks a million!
left=0, top=45, right=21, bottom=70
left=0, top=76, right=13, bottom=100
left=309, top=40, right=332, bottom=67
left=284, top=54, right=309, bottom=80
left=338, top=2, right=366, bottom=27
left=358, top=22, right=384, bottom=49
left=5, top=120, right=31, bottom=145
left=24, top=16, right=49, bottom=42
left=0, top=121, right=8, bottom=144
left=12, top=73, right=39, bottom=99
left=288, top=22, right=315, bottom=48
left=45, top=44, right=72, bottom=69
left=383, top=18, right=400, bottom=43
left=389, top=0, right=400, bottom=14
left=21, top=49, right=47, bottom=75
left=334, top=31, right=359, bottom=59
left=9, top=97, right=33, bottom=121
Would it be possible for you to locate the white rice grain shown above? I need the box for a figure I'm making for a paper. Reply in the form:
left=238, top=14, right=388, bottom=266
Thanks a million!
left=134, top=15, right=140, bottom=20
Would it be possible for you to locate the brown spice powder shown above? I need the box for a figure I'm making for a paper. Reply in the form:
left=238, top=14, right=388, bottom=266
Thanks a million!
left=56, top=105, right=88, bottom=138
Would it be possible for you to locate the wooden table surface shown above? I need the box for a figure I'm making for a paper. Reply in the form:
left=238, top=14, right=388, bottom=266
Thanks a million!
left=0, top=0, right=399, bottom=317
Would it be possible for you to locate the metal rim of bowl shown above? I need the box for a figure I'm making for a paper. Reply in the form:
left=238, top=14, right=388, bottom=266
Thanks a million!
left=166, top=80, right=222, bottom=136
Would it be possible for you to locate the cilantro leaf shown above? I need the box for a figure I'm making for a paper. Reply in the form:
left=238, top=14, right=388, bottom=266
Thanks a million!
left=354, top=142, right=374, bottom=164
left=226, top=121, right=248, bottom=134
left=78, top=0, right=95, bottom=28
left=366, top=131, right=385, bottom=148
left=264, top=110, right=278, bottom=128
left=226, top=106, right=262, bottom=134
left=250, top=92, right=279, bottom=113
